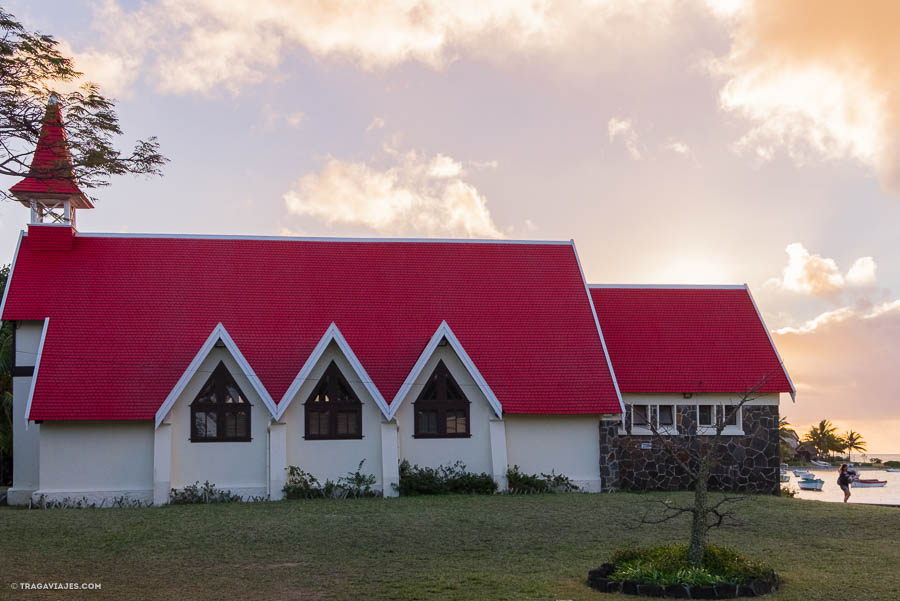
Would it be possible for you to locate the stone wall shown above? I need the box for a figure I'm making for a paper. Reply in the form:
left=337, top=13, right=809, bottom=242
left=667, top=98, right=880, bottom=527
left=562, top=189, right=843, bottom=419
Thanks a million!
left=600, top=405, right=779, bottom=494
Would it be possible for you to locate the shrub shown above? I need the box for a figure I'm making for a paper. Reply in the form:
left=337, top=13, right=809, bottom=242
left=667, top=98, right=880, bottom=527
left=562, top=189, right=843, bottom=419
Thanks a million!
left=397, top=460, right=497, bottom=495
left=884, top=460, right=900, bottom=469
left=780, top=485, right=797, bottom=498
left=284, top=461, right=380, bottom=499
left=169, top=481, right=243, bottom=504
left=338, top=460, right=378, bottom=498
left=506, top=465, right=579, bottom=493
left=608, top=544, right=772, bottom=587
left=284, top=466, right=323, bottom=499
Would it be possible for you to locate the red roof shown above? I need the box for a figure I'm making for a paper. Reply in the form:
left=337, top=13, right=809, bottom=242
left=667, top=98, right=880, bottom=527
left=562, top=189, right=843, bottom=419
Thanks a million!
left=589, top=286, right=794, bottom=396
left=1, top=231, right=622, bottom=420
left=9, top=99, right=90, bottom=203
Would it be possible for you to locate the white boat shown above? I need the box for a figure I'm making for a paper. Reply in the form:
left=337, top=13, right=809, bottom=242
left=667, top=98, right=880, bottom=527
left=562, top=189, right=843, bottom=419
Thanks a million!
left=794, top=470, right=815, bottom=479
left=798, top=478, right=824, bottom=491
left=885, top=468, right=900, bottom=472
left=780, top=472, right=790, bottom=482
left=851, top=479, right=887, bottom=488
left=810, top=460, right=834, bottom=468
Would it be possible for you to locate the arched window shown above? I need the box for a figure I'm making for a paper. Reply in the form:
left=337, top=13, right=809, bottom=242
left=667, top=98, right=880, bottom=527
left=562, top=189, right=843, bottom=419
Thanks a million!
left=304, top=361, right=362, bottom=440
left=190, top=361, right=251, bottom=442
left=414, top=360, right=470, bottom=438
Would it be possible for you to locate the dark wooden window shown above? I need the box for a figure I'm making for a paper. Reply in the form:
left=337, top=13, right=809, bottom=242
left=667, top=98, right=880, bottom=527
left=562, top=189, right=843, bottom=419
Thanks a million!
left=190, top=361, right=251, bottom=442
left=658, top=405, right=675, bottom=427
left=632, top=404, right=650, bottom=427
left=414, top=360, right=470, bottom=438
left=698, top=405, right=714, bottom=427
left=304, top=361, right=362, bottom=440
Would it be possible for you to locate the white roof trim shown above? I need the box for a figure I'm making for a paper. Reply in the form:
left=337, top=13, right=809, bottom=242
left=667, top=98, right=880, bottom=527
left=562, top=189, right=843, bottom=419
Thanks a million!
left=387, top=321, right=503, bottom=420
left=571, top=240, right=626, bottom=415
left=744, top=284, right=797, bottom=402
left=588, top=284, right=746, bottom=290
left=23, top=317, right=49, bottom=429
left=0, top=230, right=24, bottom=322
left=75, top=231, right=570, bottom=245
left=155, top=323, right=279, bottom=427
left=274, top=323, right=391, bottom=420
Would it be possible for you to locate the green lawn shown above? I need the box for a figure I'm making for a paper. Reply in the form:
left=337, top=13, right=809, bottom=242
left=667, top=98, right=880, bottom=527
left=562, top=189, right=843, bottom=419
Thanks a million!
left=1, top=493, right=898, bottom=600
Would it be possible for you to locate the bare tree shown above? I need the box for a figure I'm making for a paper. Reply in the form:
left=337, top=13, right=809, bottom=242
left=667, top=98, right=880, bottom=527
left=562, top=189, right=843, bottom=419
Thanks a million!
left=0, top=8, right=166, bottom=200
left=635, top=377, right=773, bottom=567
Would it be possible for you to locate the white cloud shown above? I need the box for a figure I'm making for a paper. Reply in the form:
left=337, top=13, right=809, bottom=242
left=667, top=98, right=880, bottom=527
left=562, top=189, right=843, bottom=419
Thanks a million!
left=767, top=243, right=878, bottom=297
left=75, top=0, right=679, bottom=95
left=283, top=148, right=503, bottom=238
left=665, top=141, right=690, bottom=155
left=608, top=117, right=642, bottom=160
left=366, top=117, right=386, bottom=132
left=846, top=256, right=877, bottom=287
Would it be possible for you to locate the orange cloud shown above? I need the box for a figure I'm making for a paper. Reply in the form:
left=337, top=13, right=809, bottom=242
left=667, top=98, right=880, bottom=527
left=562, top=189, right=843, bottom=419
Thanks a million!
left=775, top=301, right=900, bottom=450
left=713, top=0, right=900, bottom=192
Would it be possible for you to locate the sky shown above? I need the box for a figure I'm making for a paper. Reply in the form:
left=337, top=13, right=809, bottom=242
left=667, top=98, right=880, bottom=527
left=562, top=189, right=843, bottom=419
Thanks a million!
left=2, top=0, right=898, bottom=453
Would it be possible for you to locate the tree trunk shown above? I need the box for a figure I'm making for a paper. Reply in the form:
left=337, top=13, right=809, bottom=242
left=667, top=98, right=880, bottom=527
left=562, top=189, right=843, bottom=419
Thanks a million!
left=688, top=450, right=712, bottom=567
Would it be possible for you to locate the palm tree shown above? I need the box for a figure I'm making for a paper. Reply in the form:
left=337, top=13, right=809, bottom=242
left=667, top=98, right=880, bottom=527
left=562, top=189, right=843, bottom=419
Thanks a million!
left=803, top=420, right=838, bottom=459
left=779, top=417, right=796, bottom=443
left=842, top=430, right=867, bottom=461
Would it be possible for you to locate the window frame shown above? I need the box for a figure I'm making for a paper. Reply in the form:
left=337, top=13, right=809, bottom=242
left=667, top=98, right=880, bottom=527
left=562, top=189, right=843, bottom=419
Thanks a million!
left=304, top=360, right=364, bottom=441
left=189, top=361, right=252, bottom=443
left=413, top=360, right=472, bottom=439
left=629, top=403, right=678, bottom=435
left=696, top=404, right=744, bottom=435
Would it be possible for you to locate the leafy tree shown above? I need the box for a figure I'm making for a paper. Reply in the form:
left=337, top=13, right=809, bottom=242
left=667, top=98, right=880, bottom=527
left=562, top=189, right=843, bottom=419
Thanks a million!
left=0, top=8, right=166, bottom=200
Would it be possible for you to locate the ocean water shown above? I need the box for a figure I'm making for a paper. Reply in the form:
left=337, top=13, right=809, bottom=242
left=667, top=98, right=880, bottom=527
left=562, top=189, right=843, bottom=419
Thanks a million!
left=786, top=467, right=900, bottom=505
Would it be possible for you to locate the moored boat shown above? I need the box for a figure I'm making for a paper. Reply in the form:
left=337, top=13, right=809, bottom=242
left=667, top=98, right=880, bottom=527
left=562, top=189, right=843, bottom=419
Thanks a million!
left=780, top=472, right=790, bottom=482
left=810, top=460, right=834, bottom=468
left=798, top=478, right=824, bottom=491
left=793, top=470, right=814, bottom=478
left=851, top=479, right=887, bottom=488
left=885, top=468, right=900, bottom=472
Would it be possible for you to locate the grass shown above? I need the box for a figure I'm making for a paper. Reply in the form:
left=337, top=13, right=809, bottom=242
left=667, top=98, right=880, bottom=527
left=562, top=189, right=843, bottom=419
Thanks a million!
left=1, top=493, right=898, bottom=600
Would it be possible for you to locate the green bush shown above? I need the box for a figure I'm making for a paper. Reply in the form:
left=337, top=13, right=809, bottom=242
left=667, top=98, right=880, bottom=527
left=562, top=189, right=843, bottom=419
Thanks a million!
left=170, top=481, right=243, bottom=504
left=884, top=460, right=900, bottom=469
left=397, top=460, right=497, bottom=495
left=506, top=465, right=579, bottom=493
left=609, top=544, right=771, bottom=586
left=339, top=460, right=378, bottom=498
left=284, top=460, right=379, bottom=499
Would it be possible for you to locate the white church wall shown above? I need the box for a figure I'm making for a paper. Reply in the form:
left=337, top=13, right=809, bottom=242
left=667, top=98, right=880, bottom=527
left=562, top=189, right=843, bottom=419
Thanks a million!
left=165, top=347, right=270, bottom=498
left=36, top=420, right=154, bottom=504
left=282, top=342, right=386, bottom=492
left=504, top=414, right=603, bottom=492
left=8, top=320, right=43, bottom=505
left=393, top=346, right=495, bottom=476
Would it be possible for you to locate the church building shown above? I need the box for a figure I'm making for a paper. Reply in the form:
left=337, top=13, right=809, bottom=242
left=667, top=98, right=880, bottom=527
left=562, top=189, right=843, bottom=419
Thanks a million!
left=2, top=100, right=794, bottom=506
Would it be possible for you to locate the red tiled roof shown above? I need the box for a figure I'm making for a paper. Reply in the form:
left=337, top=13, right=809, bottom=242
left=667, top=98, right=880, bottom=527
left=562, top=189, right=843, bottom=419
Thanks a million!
left=9, top=100, right=88, bottom=201
left=589, top=286, right=794, bottom=396
left=2, top=231, right=622, bottom=420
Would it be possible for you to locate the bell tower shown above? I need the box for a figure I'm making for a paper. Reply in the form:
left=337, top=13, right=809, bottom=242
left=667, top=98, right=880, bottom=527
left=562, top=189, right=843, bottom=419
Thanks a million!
left=9, top=93, right=93, bottom=228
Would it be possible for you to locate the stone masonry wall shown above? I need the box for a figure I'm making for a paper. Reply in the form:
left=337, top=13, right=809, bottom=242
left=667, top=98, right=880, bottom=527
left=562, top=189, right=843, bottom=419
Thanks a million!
left=599, top=404, right=779, bottom=494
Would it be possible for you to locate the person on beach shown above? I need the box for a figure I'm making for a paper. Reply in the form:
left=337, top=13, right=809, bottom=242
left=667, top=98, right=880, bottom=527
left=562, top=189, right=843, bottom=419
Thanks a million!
left=837, top=464, right=852, bottom=503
